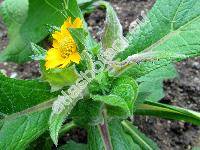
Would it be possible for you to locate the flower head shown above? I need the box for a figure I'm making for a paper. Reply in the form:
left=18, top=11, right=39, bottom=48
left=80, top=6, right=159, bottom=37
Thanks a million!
left=45, top=17, right=83, bottom=70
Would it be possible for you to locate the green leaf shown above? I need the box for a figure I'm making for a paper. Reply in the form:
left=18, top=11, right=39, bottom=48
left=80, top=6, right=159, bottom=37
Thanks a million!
left=65, top=0, right=84, bottom=20
left=49, top=108, right=69, bottom=146
left=91, top=76, right=138, bottom=119
left=0, top=0, right=65, bottom=63
left=134, top=101, right=200, bottom=126
left=78, top=0, right=94, bottom=5
left=117, top=0, right=200, bottom=82
left=87, top=126, right=104, bottom=150
left=49, top=95, right=80, bottom=145
left=92, top=94, right=130, bottom=118
left=136, top=64, right=177, bottom=103
left=119, top=0, right=200, bottom=60
left=109, top=120, right=140, bottom=150
left=88, top=72, right=111, bottom=95
left=122, top=120, right=159, bottom=150
left=26, top=132, right=53, bottom=150
left=112, top=84, right=135, bottom=110
left=87, top=120, right=140, bottom=150
left=137, top=64, right=177, bottom=82
left=97, top=1, right=128, bottom=51
left=58, top=140, right=87, bottom=150
left=96, top=1, right=127, bottom=51
left=120, top=60, right=171, bottom=79
left=40, top=61, right=79, bottom=92
left=112, top=76, right=138, bottom=113
left=192, top=147, right=200, bottom=150
left=70, top=99, right=103, bottom=127
left=69, top=28, right=88, bottom=53
left=0, top=109, right=51, bottom=150
left=0, top=73, right=58, bottom=115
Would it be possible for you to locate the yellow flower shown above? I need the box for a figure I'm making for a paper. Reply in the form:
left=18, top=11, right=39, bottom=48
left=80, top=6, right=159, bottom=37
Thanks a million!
left=45, top=17, right=83, bottom=70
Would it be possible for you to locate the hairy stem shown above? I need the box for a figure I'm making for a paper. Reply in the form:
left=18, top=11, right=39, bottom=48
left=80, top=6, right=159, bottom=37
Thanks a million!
left=98, top=110, right=113, bottom=150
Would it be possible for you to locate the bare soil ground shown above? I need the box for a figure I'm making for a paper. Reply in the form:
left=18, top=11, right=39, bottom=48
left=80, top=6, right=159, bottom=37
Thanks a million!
left=0, top=0, right=200, bottom=149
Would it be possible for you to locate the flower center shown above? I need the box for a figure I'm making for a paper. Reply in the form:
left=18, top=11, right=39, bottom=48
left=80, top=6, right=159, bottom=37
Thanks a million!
left=60, top=36, right=76, bottom=58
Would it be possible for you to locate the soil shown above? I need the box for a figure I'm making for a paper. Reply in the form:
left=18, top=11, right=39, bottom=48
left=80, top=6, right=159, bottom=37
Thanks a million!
left=0, top=0, right=200, bottom=150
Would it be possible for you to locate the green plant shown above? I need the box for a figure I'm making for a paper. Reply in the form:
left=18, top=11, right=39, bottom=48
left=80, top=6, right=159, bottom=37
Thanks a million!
left=0, top=0, right=200, bottom=149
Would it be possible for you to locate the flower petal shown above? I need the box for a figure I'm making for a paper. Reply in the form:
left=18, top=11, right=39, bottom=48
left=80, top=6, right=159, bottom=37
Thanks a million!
left=70, top=52, right=81, bottom=64
left=59, top=58, right=71, bottom=68
left=45, top=48, right=65, bottom=69
left=52, top=31, right=62, bottom=41
left=61, top=17, right=72, bottom=32
left=71, top=18, right=83, bottom=28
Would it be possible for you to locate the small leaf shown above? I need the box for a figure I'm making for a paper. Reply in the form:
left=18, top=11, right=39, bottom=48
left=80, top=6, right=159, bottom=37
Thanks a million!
left=49, top=109, right=68, bottom=146
left=40, top=61, right=79, bottom=92
left=112, top=76, right=138, bottom=113
left=30, top=43, right=46, bottom=61
left=88, top=72, right=111, bottom=95
left=92, top=94, right=130, bottom=118
left=70, top=99, right=103, bottom=127
left=97, top=1, right=128, bottom=51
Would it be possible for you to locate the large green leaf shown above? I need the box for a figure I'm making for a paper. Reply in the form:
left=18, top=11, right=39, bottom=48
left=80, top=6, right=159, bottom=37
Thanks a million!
left=0, top=0, right=92, bottom=63
left=117, top=0, right=200, bottom=81
left=0, top=0, right=65, bottom=63
left=120, top=0, right=200, bottom=59
left=134, top=101, right=200, bottom=126
left=0, top=73, right=58, bottom=115
left=65, top=0, right=84, bottom=20
left=136, top=64, right=177, bottom=104
left=0, top=109, right=51, bottom=150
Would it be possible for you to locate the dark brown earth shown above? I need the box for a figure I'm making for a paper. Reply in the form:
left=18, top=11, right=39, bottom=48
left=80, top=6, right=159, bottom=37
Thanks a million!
left=0, top=0, right=200, bottom=149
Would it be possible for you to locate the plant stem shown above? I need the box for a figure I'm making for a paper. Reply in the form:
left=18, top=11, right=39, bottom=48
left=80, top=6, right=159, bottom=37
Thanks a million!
left=98, top=110, right=113, bottom=150
left=59, top=121, right=77, bottom=136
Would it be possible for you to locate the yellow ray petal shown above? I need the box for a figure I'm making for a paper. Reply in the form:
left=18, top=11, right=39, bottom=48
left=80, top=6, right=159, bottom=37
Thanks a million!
left=52, top=40, right=59, bottom=48
left=71, top=18, right=83, bottom=28
left=70, top=52, right=81, bottom=64
left=61, top=17, right=72, bottom=32
left=52, top=31, right=62, bottom=41
left=59, top=58, right=71, bottom=68
left=45, top=48, right=65, bottom=69
left=45, top=17, right=83, bottom=70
